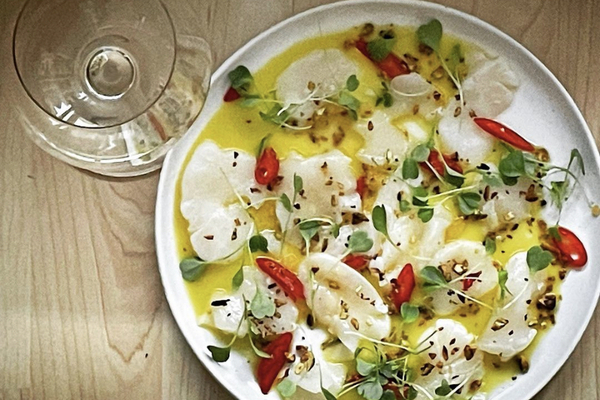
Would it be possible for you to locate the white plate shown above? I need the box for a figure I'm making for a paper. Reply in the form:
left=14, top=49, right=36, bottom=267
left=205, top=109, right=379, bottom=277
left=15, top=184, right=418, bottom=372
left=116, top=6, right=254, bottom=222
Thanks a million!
left=155, top=1, right=600, bottom=399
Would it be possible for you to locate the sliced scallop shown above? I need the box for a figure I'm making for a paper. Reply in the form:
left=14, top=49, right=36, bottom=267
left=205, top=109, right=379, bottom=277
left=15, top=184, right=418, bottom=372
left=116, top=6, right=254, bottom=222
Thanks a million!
left=276, top=49, right=358, bottom=125
left=285, top=324, right=347, bottom=396
left=478, top=251, right=546, bottom=360
left=414, top=319, right=484, bottom=400
left=297, top=253, right=391, bottom=352
left=274, top=150, right=361, bottom=248
left=181, top=141, right=265, bottom=261
left=204, top=266, right=299, bottom=338
left=427, top=240, right=498, bottom=316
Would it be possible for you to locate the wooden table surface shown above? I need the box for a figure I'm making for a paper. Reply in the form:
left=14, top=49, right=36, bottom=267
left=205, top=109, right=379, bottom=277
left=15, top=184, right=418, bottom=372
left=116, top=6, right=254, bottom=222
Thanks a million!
left=1, top=0, right=599, bottom=399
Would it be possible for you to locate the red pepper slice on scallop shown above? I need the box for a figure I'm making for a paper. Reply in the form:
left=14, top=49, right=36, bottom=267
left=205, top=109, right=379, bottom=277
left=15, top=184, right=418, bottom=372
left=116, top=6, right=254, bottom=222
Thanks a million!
left=550, top=226, right=587, bottom=268
left=390, top=264, right=415, bottom=310
left=254, top=147, right=280, bottom=186
left=422, top=149, right=463, bottom=177
left=256, top=257, right=306, bottom=302
left=342, top=254, right=370, bottom=271
left=355, top=39, right=410, bottom=78
left=256, top=332, right=293, bottom=394
left=473, top=117, right=535, bottom=152
left=223, top=86, right=241, bottom=102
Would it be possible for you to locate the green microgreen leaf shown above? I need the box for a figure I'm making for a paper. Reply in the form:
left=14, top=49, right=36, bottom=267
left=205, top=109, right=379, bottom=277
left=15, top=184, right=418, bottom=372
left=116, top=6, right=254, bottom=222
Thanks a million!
left=322, top=387, right=337, bottom=400
left=207, top=345, right=231, bottom=362
left=180, top=257, right=208, bottom=282
left=420, top=266, right=447, bottom=289
left=498, top=269, right=511, bottom=300
left=260, top=104, right=290, bottom=126
left=231, top=266, right=244, bottom=290
left=357, top=380, right=384, bottom=400
left=356, top=358, right=377, bottom=376
left=481, top=171, right=504, bottom=187
left=256, top=134, right=271, bottom=157
left=402, top=158, right=419, bottom=180
left=568, top=148, right=585, bottom=175
left=299, top=220, right=321, bottom=243
left=280, top=193, right=292, bottom=212
left=457, top=192, right=481, bottom=215
left=249, top=234, right=269, bottom=253
left=372, top=205, right=388, bottom=237
left=484, top=236, right=496, bottom=255
left=417, top=207, right=434, bottom=223
left=250, top=289, right=276, bottom=319
left=499, top=150, right=526, bottom=178
left=338, top=92, right=361, bottom=120
left=412, top=189, right=429, bottom=207
left=400, top=303, right=420, bottom=323
left=405, top=386, right=418, bottom=400
left=348, top=230, right=374, bottom=253
left=411, top=144, right=430, bottom=163
left=417, top=19, right=442, bottom=53
left=435, top=379, right=452, bottom=396
left=548, top=226, right=561, bottom=241
left=381, top=390, right=396, bottom=400
left=239, top=95, right=262, bottom=108
left=367, top=36, right=397, bottom=62
left=447, top=43, right=462, bottom=72
left=399, top=200, right=411, bottom=213
left=277, top=379, right=297, bottom=398
left=346, top=74, right=359, bottom=92
left=248, top=330, right=272, bottom=359
left=228, top=65, right=253, bottom=91
left=526, top=245, right=554, bottom=272
left=294, top=173, right=303, bottom=193
left=445, top=167, right=466, bottom=188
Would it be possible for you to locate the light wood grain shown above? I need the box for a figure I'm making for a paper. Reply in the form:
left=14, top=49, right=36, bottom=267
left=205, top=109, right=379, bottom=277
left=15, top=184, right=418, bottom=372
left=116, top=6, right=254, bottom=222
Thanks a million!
left=1, top=0, right=599, bottom=399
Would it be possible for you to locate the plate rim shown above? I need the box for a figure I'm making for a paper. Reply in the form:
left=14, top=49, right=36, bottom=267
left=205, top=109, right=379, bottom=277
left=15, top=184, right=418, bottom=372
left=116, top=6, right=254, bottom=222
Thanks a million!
left=156, top=1, right=600, bottom=399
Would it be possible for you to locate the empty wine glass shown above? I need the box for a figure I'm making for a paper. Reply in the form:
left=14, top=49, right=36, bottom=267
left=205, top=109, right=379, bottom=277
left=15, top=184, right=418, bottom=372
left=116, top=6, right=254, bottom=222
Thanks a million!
left=12, top=0, right=212, bottom=176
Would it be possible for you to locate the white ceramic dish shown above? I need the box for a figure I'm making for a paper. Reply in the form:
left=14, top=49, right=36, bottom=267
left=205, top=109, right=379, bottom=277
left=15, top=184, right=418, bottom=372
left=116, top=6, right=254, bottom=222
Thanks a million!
left=155, top=1, right=600, bottom=399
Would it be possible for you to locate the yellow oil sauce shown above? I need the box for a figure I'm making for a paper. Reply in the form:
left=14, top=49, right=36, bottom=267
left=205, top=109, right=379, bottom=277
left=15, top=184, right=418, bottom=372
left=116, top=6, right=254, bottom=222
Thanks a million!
left=172, top=24, right=558, bottom=399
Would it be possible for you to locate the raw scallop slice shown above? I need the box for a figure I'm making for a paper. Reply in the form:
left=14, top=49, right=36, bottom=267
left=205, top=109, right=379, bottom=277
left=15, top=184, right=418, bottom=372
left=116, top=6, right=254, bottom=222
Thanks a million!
left=414, top=319, right=484, bottom=400
left=478, top=252, right=546, bottom=360
left=181, top=141, right=266, bottom=261
left=204, top=266, right=299, bottom=338
left=427, top=240, right=498, bottom=316
left=275, top=150, right=361, bottom=247
left=276, top=49, right=358, bottom=125
left=462, top=51, right=519, bottom=118
left=285, top=324, right=347, bottom=396
left=298, top=253, right=391, bottom=352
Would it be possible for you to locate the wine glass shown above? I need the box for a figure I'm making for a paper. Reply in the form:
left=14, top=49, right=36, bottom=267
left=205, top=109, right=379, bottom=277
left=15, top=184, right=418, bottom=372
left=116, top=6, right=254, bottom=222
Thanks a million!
left=12, top=0, right=212, bottom=177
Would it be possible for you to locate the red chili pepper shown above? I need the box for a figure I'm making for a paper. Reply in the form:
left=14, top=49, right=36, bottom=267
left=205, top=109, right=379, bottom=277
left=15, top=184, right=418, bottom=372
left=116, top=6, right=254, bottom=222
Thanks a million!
left=257, top=332, right=293, bottom=394
left=390, top=264, right=415, bottom=310
left=462, top=271, right=482, bottom=291
left=223, top=86, right=241, bottom=102
left=356, top=39, right=410, bottom=78
left=356, top=176, right=367, bottom=200
left=343, top=254, right=370, bottom=271
left=256, top=257, right=306, bottom=301
left=550, top=226, right=587, bottom=268
left=254, top=147, right=280, bottom=186
left=422, top=149, right=463, bottom=177
left=473, top=117, right=535, bottom=152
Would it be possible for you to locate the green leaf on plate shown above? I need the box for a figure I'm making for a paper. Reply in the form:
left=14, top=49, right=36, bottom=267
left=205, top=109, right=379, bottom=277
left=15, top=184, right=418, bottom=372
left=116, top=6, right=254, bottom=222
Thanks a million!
left=417, top=19, right=442, bottom=53
left=249, top=234, right=269, bottom=253
left=207, top=345, right=231, bottom=362
left=180, top=257, right=208, bottom=282
left=526, top=245, right=554, bottom=272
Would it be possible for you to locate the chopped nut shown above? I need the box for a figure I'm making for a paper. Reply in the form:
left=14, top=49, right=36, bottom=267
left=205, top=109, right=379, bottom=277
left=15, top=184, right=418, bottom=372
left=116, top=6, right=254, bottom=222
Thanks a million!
left=491, top=318, right=509, bottom=331
left=420, top=363, right=434, bottom=376
left=537, top=293, right=557, bottom=310
left=431, top=66, right=445, bottom=79
left=350, top=318, right=360, bottom=330
left=518, top=355, right=530, bottom=373
left=464, top=345, right=476, bottom=361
